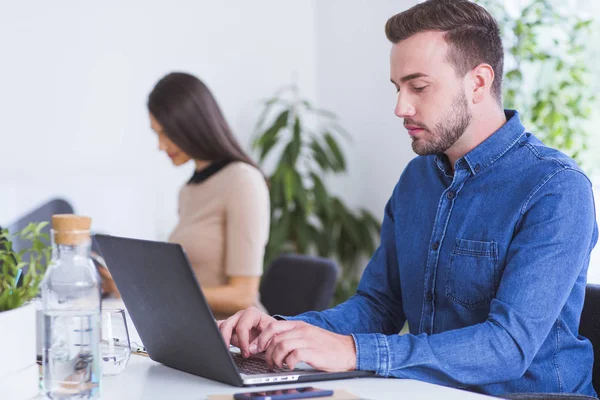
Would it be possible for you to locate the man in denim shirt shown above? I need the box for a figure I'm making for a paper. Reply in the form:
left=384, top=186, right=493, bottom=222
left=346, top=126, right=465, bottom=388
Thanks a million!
left=219, top=0, right=598, bottom=397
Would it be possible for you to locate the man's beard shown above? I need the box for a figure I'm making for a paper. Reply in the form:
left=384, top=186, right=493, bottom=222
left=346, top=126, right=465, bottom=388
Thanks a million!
left=408, top=90, right=472, bottom=156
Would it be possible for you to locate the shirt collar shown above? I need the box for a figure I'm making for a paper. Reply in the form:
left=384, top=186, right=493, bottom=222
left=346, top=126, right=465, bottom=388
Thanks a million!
left=435, top=110, right=526, bottom=176
left=187, top=159, right=231, bottom=185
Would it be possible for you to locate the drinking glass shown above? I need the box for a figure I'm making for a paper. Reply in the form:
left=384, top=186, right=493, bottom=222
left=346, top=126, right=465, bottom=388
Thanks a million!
left=101, top=309, right=131, bottom=376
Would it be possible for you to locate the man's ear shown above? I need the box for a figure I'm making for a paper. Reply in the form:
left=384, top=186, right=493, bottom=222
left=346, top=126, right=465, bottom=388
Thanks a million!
left=470, top=63, right=495, bottom=104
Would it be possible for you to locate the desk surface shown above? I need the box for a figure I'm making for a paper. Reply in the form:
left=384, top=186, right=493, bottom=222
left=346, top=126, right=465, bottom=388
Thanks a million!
left=102, top=354, right=497, bottom=400
left=99, top=298, right=497, bottom=400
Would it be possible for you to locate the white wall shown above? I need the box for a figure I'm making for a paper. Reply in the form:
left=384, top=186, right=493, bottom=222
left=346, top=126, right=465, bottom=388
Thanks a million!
left=0, top=0, right=317, bottom=240
left=2, top=0, right=599, bottom=282
left=314, top=0, right=419, bottom=220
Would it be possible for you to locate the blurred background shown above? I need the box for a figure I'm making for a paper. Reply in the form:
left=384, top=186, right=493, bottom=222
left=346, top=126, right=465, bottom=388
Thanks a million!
left=1, top=0, right=599, bottom=297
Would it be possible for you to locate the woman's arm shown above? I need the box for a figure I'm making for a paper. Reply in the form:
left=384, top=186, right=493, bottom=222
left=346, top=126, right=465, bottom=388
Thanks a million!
left=203, top=276, right=261, bottom=316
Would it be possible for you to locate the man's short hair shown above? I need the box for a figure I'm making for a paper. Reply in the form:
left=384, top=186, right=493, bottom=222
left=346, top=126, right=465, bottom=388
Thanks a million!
left=385, top=0, right=504, bottom=104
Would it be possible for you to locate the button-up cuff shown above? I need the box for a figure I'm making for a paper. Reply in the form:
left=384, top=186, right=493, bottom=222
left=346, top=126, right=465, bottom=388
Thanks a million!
left=351, top=333, right=391, bottom=376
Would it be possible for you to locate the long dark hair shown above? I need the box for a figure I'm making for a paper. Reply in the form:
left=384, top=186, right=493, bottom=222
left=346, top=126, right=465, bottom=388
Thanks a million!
left=147, top=72, right=261, bottom=171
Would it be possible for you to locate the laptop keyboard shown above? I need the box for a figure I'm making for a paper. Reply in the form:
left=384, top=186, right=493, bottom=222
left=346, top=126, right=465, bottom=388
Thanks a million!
left=230, top=352, right=288, bottom=375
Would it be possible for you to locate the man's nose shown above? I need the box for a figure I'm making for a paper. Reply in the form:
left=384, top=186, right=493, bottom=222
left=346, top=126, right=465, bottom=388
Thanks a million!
left=395, top=92, right=416, bottom=118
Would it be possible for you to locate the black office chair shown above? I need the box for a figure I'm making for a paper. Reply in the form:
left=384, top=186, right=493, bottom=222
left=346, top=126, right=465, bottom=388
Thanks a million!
left=580, top=284, right=600, bottom=396
left=501, top=284, right=600, bottom=400
left=259, top=254, right=340, bottom=316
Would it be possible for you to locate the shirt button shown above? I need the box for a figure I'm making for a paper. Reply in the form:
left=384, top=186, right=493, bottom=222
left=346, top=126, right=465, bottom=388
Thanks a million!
left=432, top=241, right=439, bottom=251
left=426, top=293, right=433, bottom=301
left=474, top=164, right=481, bottom=173
left=446, top=191, right=455, bottom=200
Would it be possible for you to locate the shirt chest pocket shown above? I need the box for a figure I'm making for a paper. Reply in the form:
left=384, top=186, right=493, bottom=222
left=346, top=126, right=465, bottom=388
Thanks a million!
left=445, top=238, right=499, bottom=309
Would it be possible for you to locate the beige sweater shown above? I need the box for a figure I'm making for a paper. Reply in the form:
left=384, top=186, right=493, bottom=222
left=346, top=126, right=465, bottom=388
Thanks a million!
left=169, top=162, right=270, bottom=318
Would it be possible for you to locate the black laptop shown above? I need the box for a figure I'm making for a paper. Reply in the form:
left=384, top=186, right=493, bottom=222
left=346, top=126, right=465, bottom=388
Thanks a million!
left=94, top=234, right=373, bottom=386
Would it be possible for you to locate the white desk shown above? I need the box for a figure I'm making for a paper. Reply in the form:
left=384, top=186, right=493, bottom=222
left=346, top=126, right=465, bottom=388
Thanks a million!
left=100, top=298, right=498, bottom=400
left=102, top=354, right=497, bottom=400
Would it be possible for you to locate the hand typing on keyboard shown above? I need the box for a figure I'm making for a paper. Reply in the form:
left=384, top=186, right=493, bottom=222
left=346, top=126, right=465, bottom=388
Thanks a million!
left=218, top=307, right=356, bottom=372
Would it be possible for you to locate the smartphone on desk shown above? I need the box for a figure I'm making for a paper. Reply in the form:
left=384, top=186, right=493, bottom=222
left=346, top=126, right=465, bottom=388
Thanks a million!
left=233, top=386, right=334, bottom=400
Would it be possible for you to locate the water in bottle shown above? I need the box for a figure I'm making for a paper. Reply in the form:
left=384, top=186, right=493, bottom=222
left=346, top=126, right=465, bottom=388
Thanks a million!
left=41, top=214, right=101, bottom=399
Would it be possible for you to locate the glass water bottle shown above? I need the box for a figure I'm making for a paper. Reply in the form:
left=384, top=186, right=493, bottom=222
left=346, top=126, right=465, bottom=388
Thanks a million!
left=41, top=214, right=101, bottom=399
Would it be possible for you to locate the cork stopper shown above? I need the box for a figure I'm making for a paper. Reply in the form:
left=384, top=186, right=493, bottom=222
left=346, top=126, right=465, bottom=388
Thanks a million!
left=52, top=214, right=92, bottom=245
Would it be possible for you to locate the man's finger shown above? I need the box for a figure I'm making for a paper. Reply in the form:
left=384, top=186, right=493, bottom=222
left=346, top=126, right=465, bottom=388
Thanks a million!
left=235, top=308, right=262, bottom=357
left=219, top=311, right=244, bottom=347
left=230, top=332, right=240, bottom=348
left=252, top=321, right=299, bottom=354
left=263, top=329, right=305, bottom=368
left=283, top=348, right=307, bottom=371
left=269, top=338, right=306, bottom=369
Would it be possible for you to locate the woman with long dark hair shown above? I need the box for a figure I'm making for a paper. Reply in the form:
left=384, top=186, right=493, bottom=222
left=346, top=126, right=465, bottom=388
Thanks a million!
left=147, top=72, right=269, bottom=319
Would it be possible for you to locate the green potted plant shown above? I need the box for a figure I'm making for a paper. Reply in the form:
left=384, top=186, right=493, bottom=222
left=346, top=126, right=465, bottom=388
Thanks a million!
left=0, top=222, right=51, bottom=399
left=252, top=85, right=382, bottom=305
left=475, top=0, right=596, bottom=167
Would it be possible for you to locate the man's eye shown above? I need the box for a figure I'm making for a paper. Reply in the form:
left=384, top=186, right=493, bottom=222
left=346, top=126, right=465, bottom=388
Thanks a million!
left=414, top=86, right=427, bottom=92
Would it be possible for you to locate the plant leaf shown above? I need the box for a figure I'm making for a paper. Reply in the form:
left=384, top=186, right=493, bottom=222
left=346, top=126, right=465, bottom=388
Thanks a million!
left=283, top=167, right=295, bottom=205
left=324, top=132, right=346, bottom=172
left=253, top=109, right=290, bottom=161
left=310, top=139, right=333, bottom=172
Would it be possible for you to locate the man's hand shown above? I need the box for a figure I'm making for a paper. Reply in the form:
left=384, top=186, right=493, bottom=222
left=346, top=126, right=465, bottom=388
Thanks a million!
left=253, top=320, right=356, bottom=372
left=218, top=308, right=357, bottom=372
left=217, top=307, right=277, bottom=358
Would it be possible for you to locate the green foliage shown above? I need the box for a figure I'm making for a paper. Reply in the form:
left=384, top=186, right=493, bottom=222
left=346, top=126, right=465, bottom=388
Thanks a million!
left=0, top=223, right=51, bottom=312
left=477, top=0, right=596, bottom=165
left=252, top=86, right=382, bottom=305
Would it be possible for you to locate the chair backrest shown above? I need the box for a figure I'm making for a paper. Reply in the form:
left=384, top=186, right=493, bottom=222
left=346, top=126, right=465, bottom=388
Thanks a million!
left=7, top=198, right=74, bottom=256
left=259, top=254, right=340, bottom=316
left=580, top=284, right=600, bottom=394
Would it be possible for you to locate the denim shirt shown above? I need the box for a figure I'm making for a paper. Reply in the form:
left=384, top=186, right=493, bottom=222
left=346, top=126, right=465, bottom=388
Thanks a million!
left=286, top=110, right=598, bottom=397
